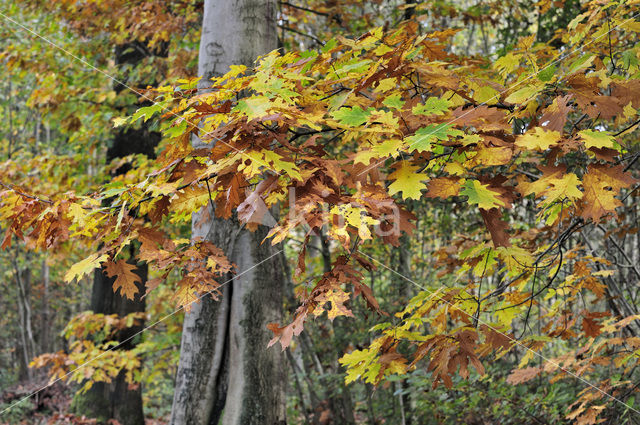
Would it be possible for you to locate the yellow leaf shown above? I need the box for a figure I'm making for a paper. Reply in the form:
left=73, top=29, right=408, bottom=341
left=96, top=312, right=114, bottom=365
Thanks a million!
left=387, top=161, right=427, bottom=200
left=330, top=204, right=380, bottom=240
left=496, top=246, right=534, bottom=273
left=374, top=77, right=396, bottom=92
left=65, top=253, right=109, bottom=283
left=315, top=289, right=354, bottom=321
left=538, top=172, right=583, bottom=208
left=494, top=52, right=522, bottom=77
left=505, top=84, right=542, bottom=104
left=515, top=127, right=561, bottom=151
left=112, top=117, right=128, bottom=127
left=578, top=130, right=616, bottom=150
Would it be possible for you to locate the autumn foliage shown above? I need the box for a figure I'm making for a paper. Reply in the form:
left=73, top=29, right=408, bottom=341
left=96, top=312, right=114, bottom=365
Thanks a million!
left=3, top=0, right=640, bottom=424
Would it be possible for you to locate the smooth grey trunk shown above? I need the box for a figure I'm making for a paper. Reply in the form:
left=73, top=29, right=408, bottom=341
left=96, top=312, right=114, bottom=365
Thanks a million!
left=41, top=258, right=51, bottom=354
left=14, top=261, right=35, bottom=381
left=170, top=1, right=285, bottom=425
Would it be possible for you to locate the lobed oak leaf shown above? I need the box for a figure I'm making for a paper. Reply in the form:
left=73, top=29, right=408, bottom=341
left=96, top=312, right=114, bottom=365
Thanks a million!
left=339, top=347, right=378, bottom=384
left=425, top=176, right=463, bottom=199
left=580, top=164, right=636, bottom=222
left=315, top=289, right=354, bottom=321
left=170, top=185, right=210, bottom=216
left=516, top=164, right=565, bottom=198
left=470, top=146, right=513, bottom=167
left=406, top=123, right=463, bottom=153
left=104, top=259, right=142, bottom=300
left=515, top=127, right=561, bottom=151
left=353, top=139, right=404, bottom=165
left=582, top=316, right=602, bottom=338
left=536, top=172, right=583, bottom=208
left=65, top=253, right=109, bottom=283
left=539, top=95, right=571, bottom=132
left=382, top=93, right=405, bottom=109
left=480, top=208, right=510, bottom=248
left=493, top=52, right=522, bottom=76
left=496, top=246, right=534, bottom=273
left=330, top=204, right=380, bottom=242
left=376, top=348, right=408, bottom=381
left=267, top=311, right=307, bottom=350
left=578, top=129, right=616, bottom=150
left=331, top=105, right=371, bottom=127
left=234, top=96, right=271, bottom=120
left=387, top=161, right=427, bottom=200
left=506, top=367, right=542, bottom=385
left=412, top=96, right=451, bottom=116
left=461, top=180, right=506, bottom=210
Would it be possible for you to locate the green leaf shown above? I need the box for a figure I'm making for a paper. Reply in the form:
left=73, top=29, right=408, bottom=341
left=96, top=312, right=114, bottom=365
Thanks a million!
left=578, top=129, right=616, bottom=149
left=331, top=106, right=371, bottom=127
left=321, top=38, right=338, bottom=53
left=406, top=123, right=463, bottom=152
left=461, top=180, right=506, bottom=209
left=412, top=97, right=451, bottom=116
left=382, top=94, right=405, bottom=110
left=335, top=59, right=372, bottom=74
left=235, top=96, right=271, bottom=120
left=537, top=65, right=556, bottom=82
left=131, top=103, right=164, bottom=123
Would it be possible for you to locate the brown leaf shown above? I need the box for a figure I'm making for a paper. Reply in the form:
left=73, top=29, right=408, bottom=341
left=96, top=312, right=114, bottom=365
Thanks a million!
left=506, top=367, right=541, bottom=385
left=480, top=207, right=510, bottom=247
left=539, top=95, right=572, bottom=132
left=425, top=177, right=462, bottom=199
left=104, top=259, right=142, bottom=300
left=582, top=316, right=602, bottom=338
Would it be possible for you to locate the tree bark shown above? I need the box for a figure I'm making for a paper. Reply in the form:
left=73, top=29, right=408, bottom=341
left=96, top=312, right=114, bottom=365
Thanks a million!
left=40, top=258, right=51, bottom=354
left=71, top=264, right=147, bottom=425
left=71, top=41, right=162, bottom=425
left=170, top=1, right=285, bottom=425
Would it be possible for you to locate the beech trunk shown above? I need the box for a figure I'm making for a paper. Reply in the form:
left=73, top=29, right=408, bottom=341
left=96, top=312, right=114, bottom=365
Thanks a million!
left=170, top=1, right=285, bottom=425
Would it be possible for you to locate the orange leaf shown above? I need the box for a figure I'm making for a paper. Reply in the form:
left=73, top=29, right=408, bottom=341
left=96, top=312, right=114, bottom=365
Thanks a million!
left=104, top=259, right=142, bottom=300
left=425, top=177, right=462, bottom=199
left=581, top=164, right=636, bottom=222
left=506, top=367, right=541, bottom=385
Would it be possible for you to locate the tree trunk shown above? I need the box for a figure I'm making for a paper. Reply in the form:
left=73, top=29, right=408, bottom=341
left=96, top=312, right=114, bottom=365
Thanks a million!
left=170, top=1, right=285, bottom=425
left=40, top=258, right=51, bottom=354
left=14, top=259, right=35, bottom=382
left=71, top=41, right=162, bottom=425
left=71, top=264, right=147, bottom=425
